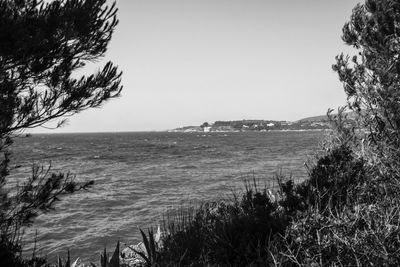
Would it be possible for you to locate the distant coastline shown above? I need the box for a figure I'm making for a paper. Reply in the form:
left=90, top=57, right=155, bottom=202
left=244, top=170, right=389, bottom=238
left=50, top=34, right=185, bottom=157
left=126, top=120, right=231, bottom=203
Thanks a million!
left=169, top=116, right=332, bottom=133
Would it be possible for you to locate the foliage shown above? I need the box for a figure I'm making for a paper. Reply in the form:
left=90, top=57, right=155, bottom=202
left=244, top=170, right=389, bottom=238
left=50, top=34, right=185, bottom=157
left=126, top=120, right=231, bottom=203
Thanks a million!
left=271, top=201, right=400, bottom=267
left=129, top=229, right=162, bottom=267
left=57, top=250, right=81, bottom=267
left=0, top=0, right=122, bottom=265
left=332, top=0, right=400, bottom=172
left=200, top=122, right=209, bottom=128
left=155, top=181, right=288, bottom=266
left=54, top=243, right=121, bottom=267
left=279, top=144, right=365, bottom=214
left=0, top=238, right=49, bottom=267
left=98, top=242, right=120, bottom=267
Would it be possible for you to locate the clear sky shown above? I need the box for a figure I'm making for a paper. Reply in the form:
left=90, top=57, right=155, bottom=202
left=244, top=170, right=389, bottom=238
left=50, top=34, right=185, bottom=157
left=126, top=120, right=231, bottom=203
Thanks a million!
left=34, top=0, right=361, bottom=133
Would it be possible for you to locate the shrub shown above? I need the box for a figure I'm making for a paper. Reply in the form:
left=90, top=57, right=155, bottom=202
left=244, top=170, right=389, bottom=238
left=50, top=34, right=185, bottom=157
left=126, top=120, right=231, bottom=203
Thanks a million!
left=159, top=181, right=288, bottom=266
left=279, top=145, right=365, bottom=215
left=274, top=201, right=400, bottom=266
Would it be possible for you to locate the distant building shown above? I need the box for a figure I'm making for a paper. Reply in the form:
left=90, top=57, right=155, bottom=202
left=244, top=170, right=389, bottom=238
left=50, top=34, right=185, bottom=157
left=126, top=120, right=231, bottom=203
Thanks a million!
left=267, top=123, right=275, bottom=127
left=203, top=126, right=211, bottom=132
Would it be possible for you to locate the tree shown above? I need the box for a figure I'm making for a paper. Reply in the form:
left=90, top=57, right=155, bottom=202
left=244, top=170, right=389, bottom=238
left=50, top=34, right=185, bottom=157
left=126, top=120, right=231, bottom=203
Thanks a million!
left=0, top=0, right=122, bottom=265
left=332, top=0, right=400, bottom=183
left=200, top=122, right=209, bottom=128
left=333, top=0, right=400, bottom=147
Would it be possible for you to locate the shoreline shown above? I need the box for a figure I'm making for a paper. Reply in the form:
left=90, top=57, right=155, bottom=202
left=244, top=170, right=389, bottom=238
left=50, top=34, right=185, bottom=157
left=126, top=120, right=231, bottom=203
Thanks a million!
left=168, top=128, right=331, bottom=133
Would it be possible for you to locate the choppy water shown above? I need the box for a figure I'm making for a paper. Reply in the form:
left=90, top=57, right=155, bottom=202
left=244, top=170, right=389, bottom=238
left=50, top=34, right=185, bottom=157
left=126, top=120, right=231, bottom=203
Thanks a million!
left=9, top=131, right=323, bottom=262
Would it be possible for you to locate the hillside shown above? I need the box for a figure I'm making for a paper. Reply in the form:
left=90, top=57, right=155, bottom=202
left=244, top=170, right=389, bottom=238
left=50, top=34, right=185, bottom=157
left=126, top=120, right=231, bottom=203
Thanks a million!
left=297, top=111, right=357, bottom=123
left=171, top=111, right=363, bottom=133
left=170, top=117, right=331, bottom=132
left=297, top=114, right=328, bottom=122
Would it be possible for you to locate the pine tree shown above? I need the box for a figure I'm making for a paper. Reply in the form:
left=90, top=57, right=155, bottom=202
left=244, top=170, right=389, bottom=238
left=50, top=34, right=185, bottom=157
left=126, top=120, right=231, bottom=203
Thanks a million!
left=0, top=0, right=122, bottom=265
left=332, top=0, right=400, bottom=181
left=333, top=0, right=400, bottom=147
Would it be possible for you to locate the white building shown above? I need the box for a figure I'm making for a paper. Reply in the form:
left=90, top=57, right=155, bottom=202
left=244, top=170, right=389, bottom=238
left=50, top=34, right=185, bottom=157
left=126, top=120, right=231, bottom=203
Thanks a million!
left=203, top=126, right=212, bottom=132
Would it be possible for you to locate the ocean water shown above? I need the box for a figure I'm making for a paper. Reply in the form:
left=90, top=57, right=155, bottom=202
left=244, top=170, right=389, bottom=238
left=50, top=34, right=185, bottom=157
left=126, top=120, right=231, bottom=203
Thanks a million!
left=9, top=131, right=323, bottom=262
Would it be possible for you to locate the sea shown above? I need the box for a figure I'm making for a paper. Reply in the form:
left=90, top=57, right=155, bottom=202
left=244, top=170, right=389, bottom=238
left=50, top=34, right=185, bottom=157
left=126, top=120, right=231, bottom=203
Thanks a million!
left=9, top=131, right=324, bottom=262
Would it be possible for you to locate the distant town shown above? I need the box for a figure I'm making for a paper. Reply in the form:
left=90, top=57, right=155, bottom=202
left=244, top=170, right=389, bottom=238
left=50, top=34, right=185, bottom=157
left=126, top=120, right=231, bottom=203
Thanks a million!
left=169, top=115, right=332, bottom=132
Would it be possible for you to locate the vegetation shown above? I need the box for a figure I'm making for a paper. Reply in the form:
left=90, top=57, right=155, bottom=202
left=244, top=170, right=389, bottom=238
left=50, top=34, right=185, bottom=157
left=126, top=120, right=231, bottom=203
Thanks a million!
left=4, top=0, right=400, bottom=266
left=0, top=0, right=121, bottom=266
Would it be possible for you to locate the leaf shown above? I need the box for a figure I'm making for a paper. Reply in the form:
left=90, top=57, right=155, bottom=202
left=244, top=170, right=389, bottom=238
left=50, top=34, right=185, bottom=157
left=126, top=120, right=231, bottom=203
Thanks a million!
left=108, top=241, right=120, bottom=267
left=71, top=257, right=80, bottom=267
left=148, top=228, right=156, bottom=260
left=140, top=229, right=151, bottom=259
left=66, top=250, right=70, bottom=267
left=101, top=247, right=107, bottom=267
left=58, top=256, right=63, bottom=267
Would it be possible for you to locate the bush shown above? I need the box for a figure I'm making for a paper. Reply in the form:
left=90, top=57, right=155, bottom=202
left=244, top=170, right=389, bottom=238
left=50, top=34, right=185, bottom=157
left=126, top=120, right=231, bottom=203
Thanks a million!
left=279, top=145, right=365, bottom=215
left=273, top=201, right=400, bottom=266
left=159, top=181, right=288, bottom=266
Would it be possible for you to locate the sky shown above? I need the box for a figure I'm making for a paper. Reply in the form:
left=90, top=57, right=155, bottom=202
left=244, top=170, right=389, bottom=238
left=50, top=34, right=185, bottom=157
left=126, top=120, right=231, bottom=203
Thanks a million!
left=34, top=0, right=361, bottom=133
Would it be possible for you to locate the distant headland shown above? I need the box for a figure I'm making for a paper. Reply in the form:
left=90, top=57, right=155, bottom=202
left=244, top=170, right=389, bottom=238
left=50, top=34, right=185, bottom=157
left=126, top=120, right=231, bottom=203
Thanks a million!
left=169, top=115, right=331, bottom=133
